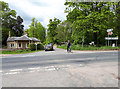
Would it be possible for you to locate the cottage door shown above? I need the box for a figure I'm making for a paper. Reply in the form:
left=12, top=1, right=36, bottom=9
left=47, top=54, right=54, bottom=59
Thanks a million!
left=22, top=43, right=26, bottom=49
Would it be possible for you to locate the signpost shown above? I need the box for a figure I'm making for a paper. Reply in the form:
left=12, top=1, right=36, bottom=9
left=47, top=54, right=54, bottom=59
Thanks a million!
left=107, top=29, right=113, bottom=32
left=35, top=43, right=37, bottom=51
left=105, top=37, right=118, bottom=40
left=107, top=29, right=113, bottom=46
left=105, top=29, right=118, bottom=47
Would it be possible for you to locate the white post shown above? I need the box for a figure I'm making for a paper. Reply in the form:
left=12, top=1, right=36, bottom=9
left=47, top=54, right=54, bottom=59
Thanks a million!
left=82, top=36, right=84, bottom=47
left=36, top=45, right=37, bottom=51
left=35, top=43, right=37, bottom=51
left=108, top=34, right=109, bottom=46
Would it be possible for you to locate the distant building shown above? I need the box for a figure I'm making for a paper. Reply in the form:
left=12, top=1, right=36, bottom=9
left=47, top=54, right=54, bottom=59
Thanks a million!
left=7, top=31, right=40, bottom=49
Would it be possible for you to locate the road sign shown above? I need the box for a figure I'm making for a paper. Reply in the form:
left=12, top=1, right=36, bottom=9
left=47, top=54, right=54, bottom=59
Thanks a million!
left=107, top=29, right=113, bottom=32
left=108, top=32, right=113, bottom=35
left=105, top=37, right=118, bottom=40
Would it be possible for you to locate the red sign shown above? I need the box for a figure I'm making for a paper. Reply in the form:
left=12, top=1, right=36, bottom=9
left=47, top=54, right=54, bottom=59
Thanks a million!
left=108, top=32, right=113, bottom=35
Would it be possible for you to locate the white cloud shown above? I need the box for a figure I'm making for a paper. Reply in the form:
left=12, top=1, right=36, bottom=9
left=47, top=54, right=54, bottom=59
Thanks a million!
left=2, top=0, right=67, bottom=29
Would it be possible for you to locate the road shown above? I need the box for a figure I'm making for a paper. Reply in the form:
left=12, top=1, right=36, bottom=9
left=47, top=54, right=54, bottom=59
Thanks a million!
left=1, top=47, right=119, bottom=87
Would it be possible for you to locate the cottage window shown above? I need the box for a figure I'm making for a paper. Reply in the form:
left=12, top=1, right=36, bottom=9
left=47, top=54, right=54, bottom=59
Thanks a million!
left=19, top=43, right=21, bottom=48
left=11, top=44, right=14, bottom=48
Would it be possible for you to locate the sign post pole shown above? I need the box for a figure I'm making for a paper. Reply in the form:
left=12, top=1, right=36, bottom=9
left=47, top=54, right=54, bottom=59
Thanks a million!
left=35, top=43, right=37, bottom=51
left=108, top=34, right=109, bottom=46
left=107, top=29, right=113, bottom=46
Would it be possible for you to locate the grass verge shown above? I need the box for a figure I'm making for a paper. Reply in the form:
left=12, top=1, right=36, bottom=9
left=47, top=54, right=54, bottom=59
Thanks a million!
left=57, top=44, right=120, bottom=51
left=1, top=49, right=43, bottom=54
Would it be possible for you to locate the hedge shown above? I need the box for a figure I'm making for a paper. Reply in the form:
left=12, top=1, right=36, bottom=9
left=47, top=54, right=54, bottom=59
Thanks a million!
left=29, top=44, right=36, bottom=51
left=29, top=43, right=44, bottom=51
left=37, top=44, right=44, bottom=50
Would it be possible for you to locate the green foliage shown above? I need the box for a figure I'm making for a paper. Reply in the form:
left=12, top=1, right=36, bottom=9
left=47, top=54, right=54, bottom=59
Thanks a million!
left=1, top=27, right=16, bottom=46
left=0, top=1, right=24, bottom=46
left=29, top=43, right=44, bottom=51
left=57, top=44, right=120, bottom=50
left=55, top=21, right=72, bottom=44
left=47, top=18, right=61, bottom=43
left=29, top=44, right=36, bottom=51
left=1, top=49, right=44, bottom=54
left=37, top=44, right=44, bottom=50
left=0, top=1, right=16, bottom=28
left=12, top=16, right=24, bottom=36
left=28, top=18, right=46, bottom=43
left=64, top=1, right=120, bottom=46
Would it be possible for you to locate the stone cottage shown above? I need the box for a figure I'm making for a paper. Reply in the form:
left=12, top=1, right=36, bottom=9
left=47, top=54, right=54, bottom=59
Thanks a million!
left=7, top=31, right=40, bottom=49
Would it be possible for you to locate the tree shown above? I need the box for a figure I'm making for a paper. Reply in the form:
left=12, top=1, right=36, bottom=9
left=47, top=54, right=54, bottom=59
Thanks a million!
left=64, top=1, right=118, bottom=46
left=47, top=18, right=61, bottom=43
left=114, top=2, right=120, bottom=46
left=35, top=22, right=46, bottom=43
left=28, top=18, right=46, bottom=43
left=0, top=1, right=24, bottom=46
left=0, top=1, right=16, bottom=29
left=12, top=16, right=24, bottom=36
left=28, top=18, right=36, bottom=37
left=55, top=20, right=72, bottom=44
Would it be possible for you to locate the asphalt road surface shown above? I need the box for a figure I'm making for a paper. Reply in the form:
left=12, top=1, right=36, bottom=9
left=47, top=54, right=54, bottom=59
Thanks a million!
left=1, top=48, right=119, bottom=87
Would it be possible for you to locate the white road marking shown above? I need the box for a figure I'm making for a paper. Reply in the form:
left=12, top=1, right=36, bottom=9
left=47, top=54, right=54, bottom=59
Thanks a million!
left=4, top=72, right=20, bottom=75
left=28, top=67, right=40, bottom=70
left=45, top=66, right=54, bottom=69
left=0, top=70, right=2, bottom=73
left=45, top=68, right=56, bottom=71
left=10, top=69, right=23, bottom=72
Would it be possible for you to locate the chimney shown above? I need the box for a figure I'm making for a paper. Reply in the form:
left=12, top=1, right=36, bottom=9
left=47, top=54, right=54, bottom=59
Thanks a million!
left=9, top=31, right=11, bottom=37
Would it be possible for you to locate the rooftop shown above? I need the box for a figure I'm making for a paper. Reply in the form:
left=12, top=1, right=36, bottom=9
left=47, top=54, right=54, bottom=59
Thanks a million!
left=7, top=35, right=40, bottom=42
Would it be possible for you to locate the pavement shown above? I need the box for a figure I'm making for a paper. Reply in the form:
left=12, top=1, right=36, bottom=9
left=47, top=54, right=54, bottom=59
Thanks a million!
left=1, top=46, right=119, bottom=87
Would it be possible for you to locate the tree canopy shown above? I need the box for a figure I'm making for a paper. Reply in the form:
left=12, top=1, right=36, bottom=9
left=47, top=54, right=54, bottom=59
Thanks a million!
left=63, top=1, right=120, bottom=46
left=47, top=18, right=61, bottom=44
left=0, top=1, right=24, bottom=46
left=28, top=18, right=46, bottom=43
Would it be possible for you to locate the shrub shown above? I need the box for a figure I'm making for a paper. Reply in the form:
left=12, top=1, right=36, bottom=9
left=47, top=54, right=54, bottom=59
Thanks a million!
left=37, top=43, right=44, bottom=50
left=15, top=50, right=23, bottom=53
left=29, top=44, right=36, bottom=51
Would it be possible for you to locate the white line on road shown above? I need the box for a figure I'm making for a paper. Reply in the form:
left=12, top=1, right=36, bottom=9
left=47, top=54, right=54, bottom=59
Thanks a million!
left=45, top=68, right=56, bottom=71
left=4, top=72, right=20, bottom=75
left=28, top=67, right=41, bottom=70
left=10, top=69, right=23, bottom=72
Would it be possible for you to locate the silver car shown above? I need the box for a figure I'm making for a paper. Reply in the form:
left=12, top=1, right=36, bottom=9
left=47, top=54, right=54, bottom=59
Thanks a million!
left=45, top=43, right=53, bottom=51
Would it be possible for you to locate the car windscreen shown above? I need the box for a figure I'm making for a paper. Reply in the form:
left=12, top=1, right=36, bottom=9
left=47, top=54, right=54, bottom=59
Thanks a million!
left=46, top=44, right=52, bottom=46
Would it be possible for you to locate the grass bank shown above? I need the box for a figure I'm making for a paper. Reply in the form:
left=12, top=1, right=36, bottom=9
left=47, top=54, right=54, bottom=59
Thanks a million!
left=1, top=49, right=43, bottom=54
left=57, top=44, right=120, bottom=51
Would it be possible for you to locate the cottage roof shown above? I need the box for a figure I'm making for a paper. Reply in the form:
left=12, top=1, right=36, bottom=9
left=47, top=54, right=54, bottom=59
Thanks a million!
left=7, top=37, right=18, bottom=42
left=7, top=35, right=40, bottom=42
left=14, top=35, right=31, bottom=41
left=30, top=37, right=40, bottom=42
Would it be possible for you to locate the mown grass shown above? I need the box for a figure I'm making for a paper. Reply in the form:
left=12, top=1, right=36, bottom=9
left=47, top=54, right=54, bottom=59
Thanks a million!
left=1, top=49, right=43, bottom=54
left=57, top=44, right=120, bottom=50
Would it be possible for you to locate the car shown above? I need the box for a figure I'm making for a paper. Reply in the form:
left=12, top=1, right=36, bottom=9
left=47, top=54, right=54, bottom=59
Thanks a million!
left=45, top=43, right=53, bottom=51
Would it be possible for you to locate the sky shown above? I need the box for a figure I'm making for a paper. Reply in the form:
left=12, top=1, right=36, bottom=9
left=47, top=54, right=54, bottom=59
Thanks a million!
left=3, top=0, right=67, bottom=29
